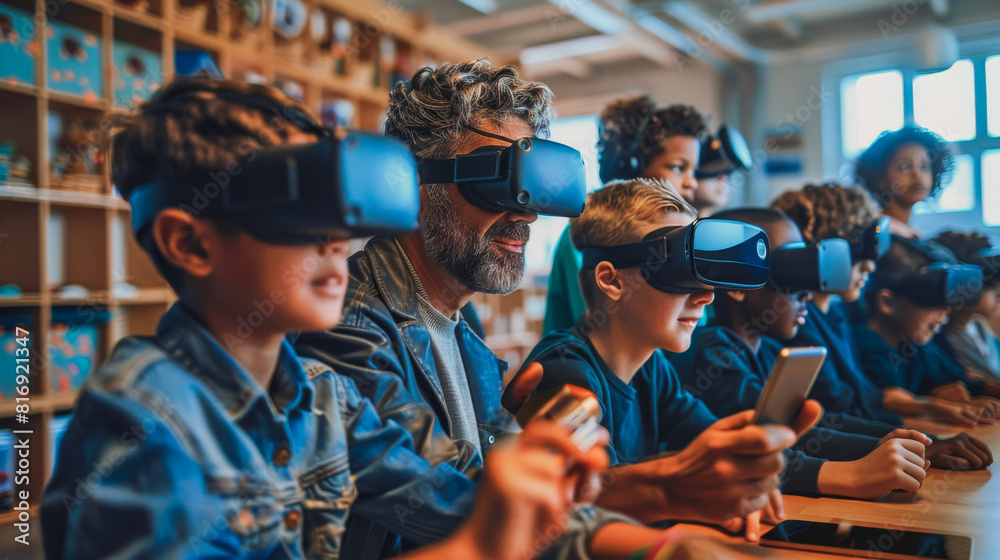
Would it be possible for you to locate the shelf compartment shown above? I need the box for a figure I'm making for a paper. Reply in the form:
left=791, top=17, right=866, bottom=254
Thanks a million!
left=0, top=199, right=43, bottom=292
left=46, top=203, right=111, bottom=293
left=0, top=88, right=41, bottom=188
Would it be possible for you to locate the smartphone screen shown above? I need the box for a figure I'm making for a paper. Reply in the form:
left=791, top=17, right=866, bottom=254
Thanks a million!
left=759, top=520, right=971, bottom=560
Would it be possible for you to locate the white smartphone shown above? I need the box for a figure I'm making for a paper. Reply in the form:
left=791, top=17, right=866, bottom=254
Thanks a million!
left=752, top=346, right=827, bottom=426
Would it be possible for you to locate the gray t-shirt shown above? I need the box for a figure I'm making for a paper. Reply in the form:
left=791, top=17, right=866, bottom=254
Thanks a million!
left=398, top=242, right=482, bottom=455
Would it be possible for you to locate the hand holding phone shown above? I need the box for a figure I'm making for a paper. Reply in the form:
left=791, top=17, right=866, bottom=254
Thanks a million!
left=753, top=347, right=827, bottom=426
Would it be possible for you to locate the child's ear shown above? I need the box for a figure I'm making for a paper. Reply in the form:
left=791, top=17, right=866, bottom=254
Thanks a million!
left=151, top=208, right=214, bottom=279
left=594, top=262, right=624, bottom=302
left=724, top=290, right=746, bottom=303
left=874, top=289, right=896, bottom=316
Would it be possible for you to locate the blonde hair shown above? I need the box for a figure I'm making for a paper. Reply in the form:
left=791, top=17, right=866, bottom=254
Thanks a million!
left=571, top=178, right=696, bottom=306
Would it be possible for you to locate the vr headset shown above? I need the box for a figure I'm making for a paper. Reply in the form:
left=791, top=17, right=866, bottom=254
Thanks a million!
left=770, top=239, right=852, bottom=293
left=880, top=263, right=984, bottom=308
left=417, top=137, right=587, bottom=218
left=847, top=216, right=891, bottom=263
left=695, top=125, right=753, bottom=180
left=961, top=248, right=1000, bottom=287
left=129, top=131, right=421, bottom=244
left=580, top=218, right=771, bottom=294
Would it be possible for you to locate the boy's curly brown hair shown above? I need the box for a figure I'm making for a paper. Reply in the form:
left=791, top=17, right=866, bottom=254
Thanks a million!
left=597, top=96, right=708, bottom=181
left=770, top=182, right=879, bottom=244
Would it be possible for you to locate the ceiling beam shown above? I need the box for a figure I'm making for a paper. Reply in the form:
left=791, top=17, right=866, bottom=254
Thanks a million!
left=746, top=0, right=898, bottom=24
left=455, top=0, right=498, bottom=15
left=439, top=4, right=553, bottom=36
left=520, top=34, right=628, bottom=65
left=660, top=1, right=768, bottom=63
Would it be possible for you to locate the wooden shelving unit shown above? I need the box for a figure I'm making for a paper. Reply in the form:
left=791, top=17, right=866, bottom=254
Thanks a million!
left=0, top=0, right=490, bottom=514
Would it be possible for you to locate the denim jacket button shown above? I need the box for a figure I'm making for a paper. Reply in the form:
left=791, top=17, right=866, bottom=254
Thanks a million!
left=488, top=435, right=495, bottom=444
left=273, top=447, right=292, bottom=467
left=283, top=510, right=302, bottom=531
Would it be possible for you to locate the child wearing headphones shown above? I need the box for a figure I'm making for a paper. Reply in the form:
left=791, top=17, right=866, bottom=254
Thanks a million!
left=40, top=78, right=615, bottom=560
left=932, top=231, right=1000, bottom=381
left=543, top=97, right=708, bottom=334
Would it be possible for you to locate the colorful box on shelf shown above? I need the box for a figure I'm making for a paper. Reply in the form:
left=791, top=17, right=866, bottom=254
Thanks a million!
left=45, top=19, right=103, bottom=101
left=0, top=430, right=12, bottom=511
left=0, top=314, right=32, bottom=402
left=0, top=4, right=38, bottom=87
left=112, top=40, right=161, bottom=108
left=49, top=308, right=111, bottom=396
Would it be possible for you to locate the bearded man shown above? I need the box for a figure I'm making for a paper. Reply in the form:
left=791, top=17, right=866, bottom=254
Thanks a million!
left=295, top=59, right=637, bottom=559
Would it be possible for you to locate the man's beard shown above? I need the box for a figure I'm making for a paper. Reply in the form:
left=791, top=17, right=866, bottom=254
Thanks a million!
left=421, top=185, right=530, bottom=295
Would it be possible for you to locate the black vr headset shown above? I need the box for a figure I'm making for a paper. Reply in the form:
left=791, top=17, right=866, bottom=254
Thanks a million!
left=961, top=248, right=1000, bottom=287
left=879, top=263, right=984, bottom=308
left=769, top=239, right=853, bottom=293
left=580, top=219, right=771, bottom=294
left=847, top=216, right=891, bottom=263
left=416, top=128, right=587, bottom=218
left=129, top=131, right=421, bottom=244
left=695, top=125, right=753, bottom=180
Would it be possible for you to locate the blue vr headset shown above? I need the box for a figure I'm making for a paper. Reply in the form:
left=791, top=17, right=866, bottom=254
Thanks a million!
left=416, top=128, right=587, bottom=218
left=129, top=131, right=421, bottom=244
left=881, top=262, right=985, bottom=308
left=580, top=219, right=771, bottom=294
left=770, top=239, right=853, bottom=293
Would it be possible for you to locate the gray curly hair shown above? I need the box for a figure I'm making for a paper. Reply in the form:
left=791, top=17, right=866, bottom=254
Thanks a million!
left=384, top=59, right=555, bottom=159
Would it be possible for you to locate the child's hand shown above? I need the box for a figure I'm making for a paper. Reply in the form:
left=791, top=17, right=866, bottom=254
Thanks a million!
left=456, top=420, right=610, bottom=560
left=819, top=437, right=928, bottom=499
left=654, top=401, right=821, bottom=527
left=926, top=432, right=994, bottom=470
left=877, top=428, right=932, bottom=448
left=930, top=399, right=986, bottom=426
left=930, top=381, right=973, bottom=403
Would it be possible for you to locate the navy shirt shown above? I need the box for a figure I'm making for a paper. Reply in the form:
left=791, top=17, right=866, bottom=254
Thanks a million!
left=524, top=326, right=827, bottom=495
left=791, top=301, right=903, bottom=425
left=673, top=325, right=893, bottom=461
left=854, top=325, right=987, bottom=396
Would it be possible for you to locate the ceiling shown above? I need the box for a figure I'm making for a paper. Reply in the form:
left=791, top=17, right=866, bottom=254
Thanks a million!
left=408, top=0, right=1000, bottom=81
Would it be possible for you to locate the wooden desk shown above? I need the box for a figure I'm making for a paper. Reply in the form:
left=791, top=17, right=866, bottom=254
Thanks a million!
left=684, top=421, right=999, bottom=559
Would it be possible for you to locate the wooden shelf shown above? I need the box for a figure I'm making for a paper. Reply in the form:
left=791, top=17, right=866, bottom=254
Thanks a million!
left=0, top=294, right=46, bottom=307
left=0, top=185, right=127, bottom=209
left=0, top=393, right=78, bottom=418
left=0, top=81, right=41, bottom=99
left=48, top=91, right=111, bottom=112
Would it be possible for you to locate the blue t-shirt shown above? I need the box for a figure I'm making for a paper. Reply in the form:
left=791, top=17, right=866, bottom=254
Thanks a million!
left=791, top=301, right=903, bottom=425
left=854, top=325, right=987, bottom=396
left=524, top=327, right=717, bottom=465
left=523, top=325, right=827, bottom=495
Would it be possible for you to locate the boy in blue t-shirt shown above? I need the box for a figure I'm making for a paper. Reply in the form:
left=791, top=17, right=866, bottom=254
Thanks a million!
left=675, top=208, right=991, bottom=473
left=40, top=78, right=614, bottom=560
left=857, top=238, right=1000, bottom=428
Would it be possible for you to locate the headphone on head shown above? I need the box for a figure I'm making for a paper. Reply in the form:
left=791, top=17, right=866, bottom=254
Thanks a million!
left=600, top=111, right=654, bottom=184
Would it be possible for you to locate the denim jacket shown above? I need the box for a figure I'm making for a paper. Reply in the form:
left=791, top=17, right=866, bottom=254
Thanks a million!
left=42, top=303, right=480, bottom=560
left=295, top=236, right=634, bottom=559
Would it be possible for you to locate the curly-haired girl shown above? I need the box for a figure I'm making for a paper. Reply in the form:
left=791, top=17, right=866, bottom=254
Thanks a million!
left=854, top=126, right=954, bottom=239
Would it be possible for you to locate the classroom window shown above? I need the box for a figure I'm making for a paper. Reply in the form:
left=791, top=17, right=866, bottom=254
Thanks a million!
left=840, top=70, right=903, bottom=158
left=987, top=55, right=1000, bottom=137
left=913, top=59, right=976, bottom=142
left=982, top=149, right=1000, bottom=227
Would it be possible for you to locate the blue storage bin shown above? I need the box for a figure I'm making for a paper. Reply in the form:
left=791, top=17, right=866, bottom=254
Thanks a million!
left=49, top=309, right=110, bottom=395
left=46, top=19, right=102, bottom=100
left=49, top=415, right=71, bottom=478
left=112, top=40, right=161, bottom=107
left=0, top=4, right=37, bottom=86
left=0, top=430, right=12, bottom=510
left=0, top=314, right=32, bottom=402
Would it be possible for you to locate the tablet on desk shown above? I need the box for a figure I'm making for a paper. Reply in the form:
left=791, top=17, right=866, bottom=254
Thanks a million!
left=753, top=346, right=826, bottom=426
left=759, top=520, right=972, bottom=560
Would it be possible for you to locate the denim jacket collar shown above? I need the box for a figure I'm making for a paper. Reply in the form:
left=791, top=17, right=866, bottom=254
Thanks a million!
left=155, top=302, right=314, bottom=419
